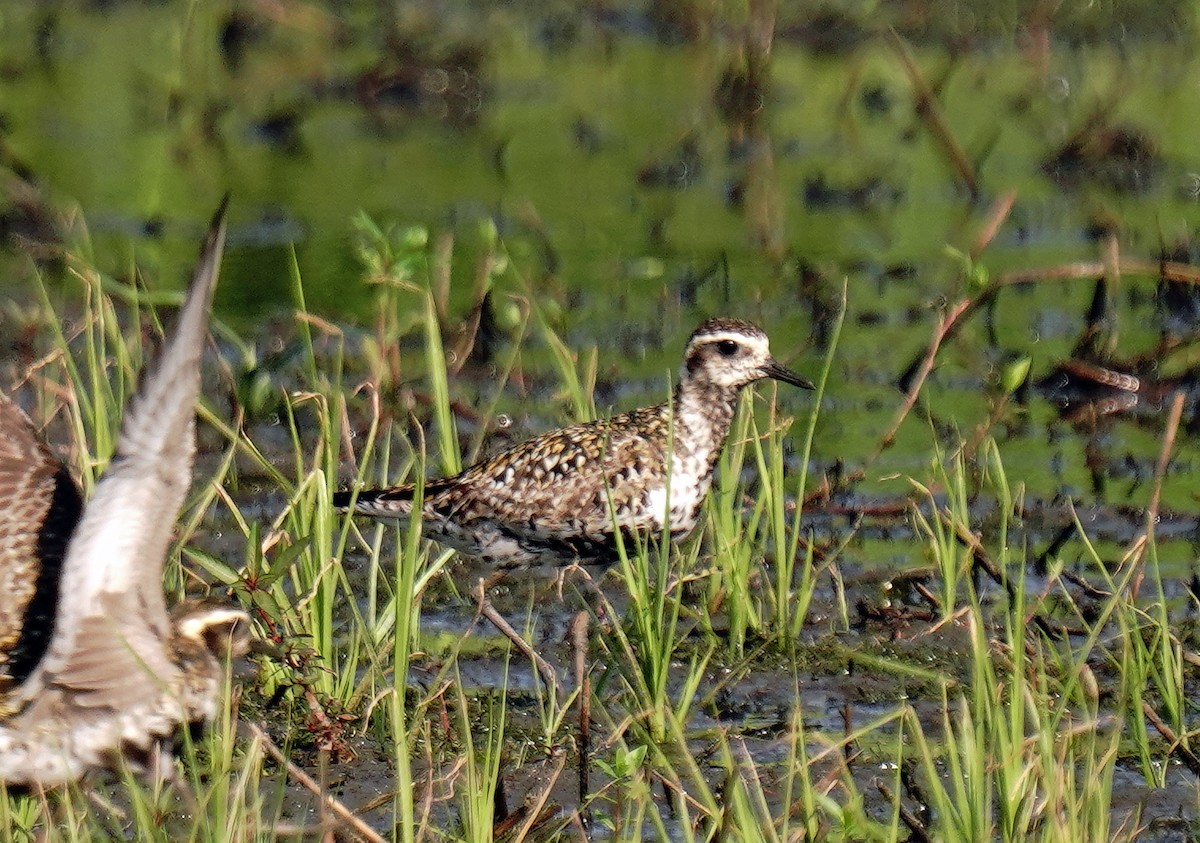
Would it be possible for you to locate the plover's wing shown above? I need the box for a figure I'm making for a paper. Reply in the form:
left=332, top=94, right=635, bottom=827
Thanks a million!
left=13, top=201, right=227, bottom=716
left=441, top=406, right=669, bottom=535
left=0, top=394, right=83, bottom=694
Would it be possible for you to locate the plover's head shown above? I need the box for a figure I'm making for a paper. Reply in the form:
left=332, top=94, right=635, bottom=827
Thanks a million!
left=172, top=599, right=252, bottom=660
left=682, top=318, right=814, bottom=391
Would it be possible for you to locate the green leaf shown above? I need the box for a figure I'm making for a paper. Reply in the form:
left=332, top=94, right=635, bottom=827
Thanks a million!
left=1001, top=355, right=1032, bottom=393
left=617, top=744, right=647, bottom=777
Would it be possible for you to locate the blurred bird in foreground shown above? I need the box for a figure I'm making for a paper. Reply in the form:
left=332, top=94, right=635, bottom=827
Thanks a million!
left=0, top=200, right=250, bottom=788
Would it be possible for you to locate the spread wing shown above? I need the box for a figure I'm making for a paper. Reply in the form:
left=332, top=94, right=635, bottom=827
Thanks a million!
left=12, top=201, right=226, bottom=717
left=0, top=395, right=83, bottom=694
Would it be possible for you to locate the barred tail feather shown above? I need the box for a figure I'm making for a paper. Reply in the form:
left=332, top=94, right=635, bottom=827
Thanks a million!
left=333, top=474, right=466, bottom=519
left=332, top=485, right=418, bottom=518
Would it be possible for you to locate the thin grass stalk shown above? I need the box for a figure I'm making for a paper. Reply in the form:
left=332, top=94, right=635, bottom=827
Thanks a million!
left=1065, top=509, right=1160, bottom=779
left=276, top=397, right=334, bottom=693
left=1142, top=538, right=1185, bottom=738
left=612, top=531, right=667, bottom=742
left=454, top=677, right=509, bottom=843
left=753, top=390, right=787, bottom=626
left=0, top=790, right=39, bottom=843
left=882, top=714, right=906, bottom=841
left=780, top=279, right=844, bottom=639
left=782, top=701, right=819, bottom=841
left=602, top=743, right=656, bottom=841
left=963, top=615, right=995, bottom=841
left=338, top=401, right=386, bottom=632
left=722, top=734, right=779, bottom=843
left=745, top=396, right=799, bottom=649
left=538, top=315, right=596, bottom=422
left=463, top=303, right=532, bottom=462
left=707, top=396, right=760, bottom=654
left=199, top=401, right=293, bottom=490
left=120, top=763, right=159, bottom=839
left=981, top=439, right=1034, bottom=838
left=390, top=467, right=426, bottom=843
left=80, top=272, right=118, bottom=476
left=793, top=706, right=906, bottom=839
left=906, top=692, right=977, bottom=842
left=422, top=289, right=460, bottom=475
left=34, top=267, right=132, bottom=492
left=1116, top=597, right=1158, bottom=785
left=997, top=568, right=1040, bottom=837
left=610, top=394, right=677, bottom=743
left=942, top=446, right=969, bottom=618
left=288, top=246, right=319, bottom=386
left=33, top=270, right=89, bottom=431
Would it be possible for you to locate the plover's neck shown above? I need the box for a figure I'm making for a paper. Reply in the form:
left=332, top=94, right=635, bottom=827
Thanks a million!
left=670, top=375, right=741, bottom=466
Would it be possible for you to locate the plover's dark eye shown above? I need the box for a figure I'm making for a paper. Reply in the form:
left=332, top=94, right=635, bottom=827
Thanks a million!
left=716, top=339, right=739, bottom=356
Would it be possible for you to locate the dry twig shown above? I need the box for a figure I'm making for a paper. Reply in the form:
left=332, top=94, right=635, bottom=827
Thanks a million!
left=244, top=721, right=387, bottom=843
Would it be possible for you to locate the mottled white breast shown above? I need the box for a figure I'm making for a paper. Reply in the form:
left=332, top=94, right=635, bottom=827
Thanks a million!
left=639, top=388, right=731, bottom=536
left=643, top=448, right=712, bottom=535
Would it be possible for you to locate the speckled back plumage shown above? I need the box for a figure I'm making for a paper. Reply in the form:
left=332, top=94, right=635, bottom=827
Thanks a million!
left=337, top=317, right=813, bottom=566
left=0, top=200, right=251, bottom=788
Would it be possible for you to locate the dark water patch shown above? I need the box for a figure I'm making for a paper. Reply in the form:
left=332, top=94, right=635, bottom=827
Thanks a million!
left=1044, top=117, right=1163, bottom=194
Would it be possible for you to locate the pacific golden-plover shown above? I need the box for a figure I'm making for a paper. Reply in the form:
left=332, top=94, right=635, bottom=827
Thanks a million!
left=0, top=201, right=251, bottom=788
left=335, top=317, right=813, bottom=566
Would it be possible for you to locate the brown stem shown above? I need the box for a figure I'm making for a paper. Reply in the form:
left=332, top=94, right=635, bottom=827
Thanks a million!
left=1129, top=390, right=1185, bottom=598
left=573, top=610, right=591, bottom=806
left=876, top=298, right=972, bottom=455
left=885, top=28, right=979, bottom=197
left=970, top=190, right=1016, bottom=258
left=244, top=721, right=387, bottom=843
left=473, top=580, right=561, bottom=692
left=1142, top=702, right=1200, bottom=777
left=876, top=779, right=934, bottom=843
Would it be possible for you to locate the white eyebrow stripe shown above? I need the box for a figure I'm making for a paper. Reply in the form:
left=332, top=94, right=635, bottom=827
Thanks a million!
left=176, top=607, right=246, bottom=639
left=690, top=331, right=769, bottom=349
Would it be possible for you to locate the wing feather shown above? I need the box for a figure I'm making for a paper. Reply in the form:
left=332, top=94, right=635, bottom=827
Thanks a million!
left=433, top=404, right=670, bottom=542
left=12, top=202, right=227, bottom=713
